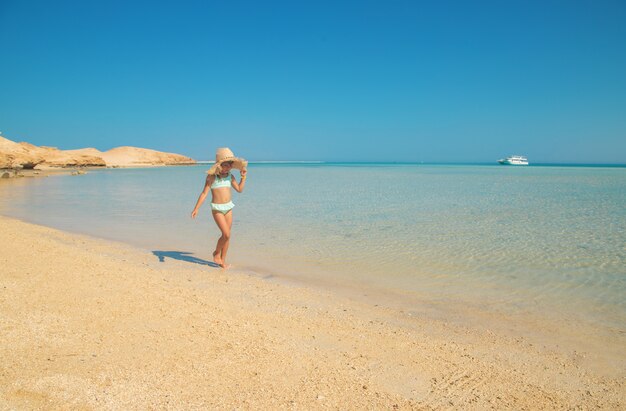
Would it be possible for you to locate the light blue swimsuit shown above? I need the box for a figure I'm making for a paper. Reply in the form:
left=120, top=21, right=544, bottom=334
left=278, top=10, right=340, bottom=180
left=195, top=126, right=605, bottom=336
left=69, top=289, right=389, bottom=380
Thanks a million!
left=210, top=173, right=235, bottom=214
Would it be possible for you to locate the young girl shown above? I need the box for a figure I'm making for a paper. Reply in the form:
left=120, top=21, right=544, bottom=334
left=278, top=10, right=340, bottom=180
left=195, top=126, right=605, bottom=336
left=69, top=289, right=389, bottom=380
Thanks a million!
left=191, top=148, right=247, bottom=269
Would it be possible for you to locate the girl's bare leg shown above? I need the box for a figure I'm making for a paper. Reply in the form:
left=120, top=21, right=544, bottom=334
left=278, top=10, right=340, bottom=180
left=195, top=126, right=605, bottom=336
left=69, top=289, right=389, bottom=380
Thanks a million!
left=220, top=210, right=233, bottom=267
left=212, top=211, right=232, bottom=268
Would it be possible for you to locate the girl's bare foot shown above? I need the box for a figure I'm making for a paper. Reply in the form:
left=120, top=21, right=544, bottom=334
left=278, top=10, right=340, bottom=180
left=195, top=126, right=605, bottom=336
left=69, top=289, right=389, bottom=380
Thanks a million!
left=220, top=263, right=231, bottom=269
left=213, top=251, right=223, bottom=266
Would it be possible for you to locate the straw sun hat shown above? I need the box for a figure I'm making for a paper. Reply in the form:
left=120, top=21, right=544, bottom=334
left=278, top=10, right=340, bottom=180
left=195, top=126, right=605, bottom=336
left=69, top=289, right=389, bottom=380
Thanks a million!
left=207, top=147, right=248, bottom=175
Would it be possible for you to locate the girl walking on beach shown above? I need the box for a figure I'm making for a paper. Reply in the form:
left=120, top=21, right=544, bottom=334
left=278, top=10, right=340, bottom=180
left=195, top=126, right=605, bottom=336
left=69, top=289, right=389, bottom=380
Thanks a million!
left=191, top=148, right=247, bottom=269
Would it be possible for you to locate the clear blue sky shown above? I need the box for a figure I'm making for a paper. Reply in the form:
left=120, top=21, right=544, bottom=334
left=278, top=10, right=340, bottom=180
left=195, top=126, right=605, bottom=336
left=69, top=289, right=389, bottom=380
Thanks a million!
left=1, top=0, right=625, bottom=163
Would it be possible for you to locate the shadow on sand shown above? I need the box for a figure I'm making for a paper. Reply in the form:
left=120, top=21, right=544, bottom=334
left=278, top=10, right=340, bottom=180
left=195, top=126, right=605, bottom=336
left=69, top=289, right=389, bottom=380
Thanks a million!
left=152, top=251, right=219, bottom=268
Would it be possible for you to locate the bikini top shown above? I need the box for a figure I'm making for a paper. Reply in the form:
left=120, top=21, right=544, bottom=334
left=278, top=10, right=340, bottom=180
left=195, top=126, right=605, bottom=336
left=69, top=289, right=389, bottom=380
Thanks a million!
left=211, top=172, right=232, bottom=189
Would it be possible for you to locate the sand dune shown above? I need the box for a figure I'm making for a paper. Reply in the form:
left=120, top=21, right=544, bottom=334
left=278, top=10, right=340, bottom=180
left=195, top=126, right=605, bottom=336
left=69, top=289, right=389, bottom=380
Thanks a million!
left=100, top=146, right=195, bottom=167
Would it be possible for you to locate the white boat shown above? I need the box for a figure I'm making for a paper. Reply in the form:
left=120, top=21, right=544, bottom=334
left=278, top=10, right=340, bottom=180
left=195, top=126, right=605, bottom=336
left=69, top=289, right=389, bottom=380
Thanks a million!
left=498, top=155, right=528, bottom=165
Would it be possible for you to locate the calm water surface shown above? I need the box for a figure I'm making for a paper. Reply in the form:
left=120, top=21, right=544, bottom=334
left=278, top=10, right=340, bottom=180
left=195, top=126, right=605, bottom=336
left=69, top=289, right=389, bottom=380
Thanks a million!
left=1, top=164, right=625, bottom=335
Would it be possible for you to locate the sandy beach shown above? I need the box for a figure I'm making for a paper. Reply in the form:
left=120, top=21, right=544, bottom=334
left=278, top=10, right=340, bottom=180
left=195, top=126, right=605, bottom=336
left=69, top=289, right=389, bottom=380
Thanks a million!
left=1, top=215, right=624, bottom=409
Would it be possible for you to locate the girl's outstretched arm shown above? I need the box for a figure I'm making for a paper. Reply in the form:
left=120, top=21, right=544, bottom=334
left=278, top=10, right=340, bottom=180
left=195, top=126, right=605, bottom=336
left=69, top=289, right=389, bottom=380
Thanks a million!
left=231, top=168, right=247, bottom=193
left=191, top=175, right=214, bottom=218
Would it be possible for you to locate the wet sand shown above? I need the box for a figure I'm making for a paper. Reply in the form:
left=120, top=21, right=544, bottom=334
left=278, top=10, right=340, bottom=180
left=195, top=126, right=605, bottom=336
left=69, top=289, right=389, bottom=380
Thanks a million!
left=0, top=215, right=624, bottom=409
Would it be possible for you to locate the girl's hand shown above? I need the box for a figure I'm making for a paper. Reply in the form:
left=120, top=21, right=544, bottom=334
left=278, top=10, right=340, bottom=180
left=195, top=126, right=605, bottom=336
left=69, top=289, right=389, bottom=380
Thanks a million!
left=191, top=209, right=198, bottom=219
left=241, top=168, right=247, bottom=177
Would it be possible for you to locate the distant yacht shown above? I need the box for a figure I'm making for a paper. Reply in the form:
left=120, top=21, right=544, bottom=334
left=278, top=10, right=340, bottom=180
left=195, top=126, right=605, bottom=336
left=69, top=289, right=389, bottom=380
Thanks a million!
left=498, top=155, right=529, bottom=165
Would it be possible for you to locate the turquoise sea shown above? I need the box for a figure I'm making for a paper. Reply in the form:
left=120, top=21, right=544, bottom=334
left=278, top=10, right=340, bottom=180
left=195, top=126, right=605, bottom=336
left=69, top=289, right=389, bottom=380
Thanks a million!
left=1, top=163, right=625, bottom=347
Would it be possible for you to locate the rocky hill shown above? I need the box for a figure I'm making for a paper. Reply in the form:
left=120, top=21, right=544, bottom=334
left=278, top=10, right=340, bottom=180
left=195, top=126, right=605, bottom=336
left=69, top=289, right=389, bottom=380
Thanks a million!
left=0, top=136, right=196, bottom=169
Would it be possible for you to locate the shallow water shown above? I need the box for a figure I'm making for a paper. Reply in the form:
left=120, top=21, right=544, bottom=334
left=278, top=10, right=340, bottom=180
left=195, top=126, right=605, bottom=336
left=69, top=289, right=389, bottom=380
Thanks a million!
left=1, top=163, right=625, bottom=336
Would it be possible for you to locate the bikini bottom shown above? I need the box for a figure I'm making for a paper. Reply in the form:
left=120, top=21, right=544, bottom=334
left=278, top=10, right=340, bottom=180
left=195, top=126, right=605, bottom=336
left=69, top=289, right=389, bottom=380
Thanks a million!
left=211, top=201, right=234, bottom=215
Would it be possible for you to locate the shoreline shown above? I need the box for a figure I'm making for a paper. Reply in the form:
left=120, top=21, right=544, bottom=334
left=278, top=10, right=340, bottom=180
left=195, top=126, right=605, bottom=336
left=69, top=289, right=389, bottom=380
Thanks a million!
left=6, top=207, right=626, bottom=372
left=1, top=215, right=624, bottom=408
left=234, top=256, right=626, bottom=379
left=1, top=163, right=198, bottom=179
left=0, top=168, right=85, bottom=179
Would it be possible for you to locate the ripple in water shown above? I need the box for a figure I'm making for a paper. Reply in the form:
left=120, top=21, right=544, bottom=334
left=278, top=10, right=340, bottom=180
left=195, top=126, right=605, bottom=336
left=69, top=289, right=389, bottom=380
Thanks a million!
left=1, top=164, right=624, bottom=332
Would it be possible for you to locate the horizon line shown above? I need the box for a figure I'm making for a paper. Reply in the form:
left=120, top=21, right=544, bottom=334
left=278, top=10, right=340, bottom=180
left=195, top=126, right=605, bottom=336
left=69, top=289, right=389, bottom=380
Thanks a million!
left=194, top=160, right=626, bottom=167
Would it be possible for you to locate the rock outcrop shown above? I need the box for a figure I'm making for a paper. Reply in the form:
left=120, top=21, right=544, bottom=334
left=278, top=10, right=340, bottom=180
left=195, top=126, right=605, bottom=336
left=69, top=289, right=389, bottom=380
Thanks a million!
left=0, top=135, right=195, bottom=169
left=35, top=147, right=107, bottom=168
left=0, top=137, right=46, bottom=169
